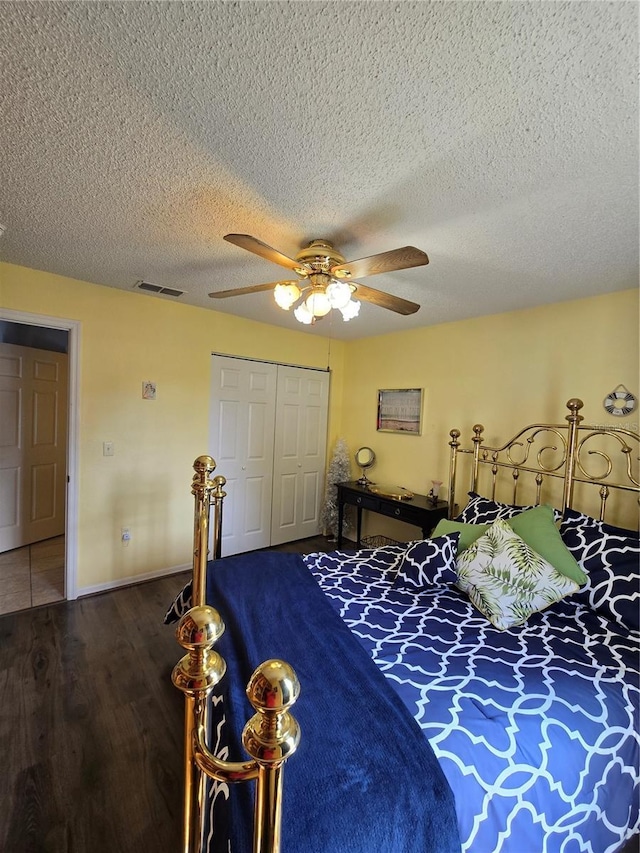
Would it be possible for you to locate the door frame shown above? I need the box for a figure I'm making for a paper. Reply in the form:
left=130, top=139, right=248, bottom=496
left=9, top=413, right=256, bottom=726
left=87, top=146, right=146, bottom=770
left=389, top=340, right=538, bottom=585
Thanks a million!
left=0, top=308, right=80, bottom=600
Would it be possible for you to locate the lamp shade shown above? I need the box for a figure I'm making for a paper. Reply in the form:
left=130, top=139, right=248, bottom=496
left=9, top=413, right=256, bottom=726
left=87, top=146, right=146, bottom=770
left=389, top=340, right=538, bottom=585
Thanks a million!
left=340, top=299, right=361, bottom=321
left=293, top=302, right=314, bottom=324
left=325, top=279, right=352, bottom=310
left=274, top=282, right=301, bottom=310
left=304, top=290, right=331, bottom=317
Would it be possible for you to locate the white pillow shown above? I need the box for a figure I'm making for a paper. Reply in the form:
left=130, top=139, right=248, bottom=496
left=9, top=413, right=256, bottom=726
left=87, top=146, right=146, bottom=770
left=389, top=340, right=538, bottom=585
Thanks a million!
left=456, top=519, right=579, bottom=630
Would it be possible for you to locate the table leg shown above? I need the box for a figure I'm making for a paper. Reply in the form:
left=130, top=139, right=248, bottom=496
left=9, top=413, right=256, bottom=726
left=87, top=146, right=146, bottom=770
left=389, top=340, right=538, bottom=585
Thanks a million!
left=338, top=500, right=344, bottom=548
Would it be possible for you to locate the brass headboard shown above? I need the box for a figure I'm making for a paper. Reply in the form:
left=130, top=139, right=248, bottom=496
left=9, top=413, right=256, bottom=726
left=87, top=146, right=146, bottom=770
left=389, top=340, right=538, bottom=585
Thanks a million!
left=448, top=398, right=640, bottom=529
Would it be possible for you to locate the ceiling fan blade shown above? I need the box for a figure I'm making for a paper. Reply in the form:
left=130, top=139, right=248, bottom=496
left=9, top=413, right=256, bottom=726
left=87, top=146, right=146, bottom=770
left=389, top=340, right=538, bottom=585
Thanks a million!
left=352, top=282, right=420, bottom=315
left=331, top=246, right=428, bottom=279
left=224, top=234, right=305, bottom=272
left=209, top=282, right=279, bottom=299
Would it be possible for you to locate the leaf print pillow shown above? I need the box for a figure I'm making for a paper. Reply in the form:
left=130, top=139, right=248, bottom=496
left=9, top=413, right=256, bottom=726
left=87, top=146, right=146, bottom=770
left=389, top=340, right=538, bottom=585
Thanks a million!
left=456, top=519, right=579, bottom=630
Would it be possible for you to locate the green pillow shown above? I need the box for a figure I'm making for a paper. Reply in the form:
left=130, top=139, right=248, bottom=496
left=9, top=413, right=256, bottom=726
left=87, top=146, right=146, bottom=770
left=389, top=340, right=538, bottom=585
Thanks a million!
left=434, top=505, right=587, bottom=586
left=432, top=518, right=489, bottom=551
left=507, top=504, right=587, bottom=585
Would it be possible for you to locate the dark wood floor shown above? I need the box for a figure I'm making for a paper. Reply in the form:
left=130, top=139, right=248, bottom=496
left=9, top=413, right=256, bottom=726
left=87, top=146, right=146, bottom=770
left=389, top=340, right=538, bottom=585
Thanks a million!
left=0, top=536, right=336, bottom=853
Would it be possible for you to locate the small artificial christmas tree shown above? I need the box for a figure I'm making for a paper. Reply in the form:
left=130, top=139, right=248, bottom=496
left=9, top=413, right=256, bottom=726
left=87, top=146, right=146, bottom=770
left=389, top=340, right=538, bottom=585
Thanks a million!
left=321, top=438, right=352, bottom=540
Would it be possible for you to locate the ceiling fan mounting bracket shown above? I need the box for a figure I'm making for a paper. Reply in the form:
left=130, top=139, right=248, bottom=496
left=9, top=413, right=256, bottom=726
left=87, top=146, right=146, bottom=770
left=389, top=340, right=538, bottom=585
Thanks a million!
left=294, top=239, right=346, bottom=273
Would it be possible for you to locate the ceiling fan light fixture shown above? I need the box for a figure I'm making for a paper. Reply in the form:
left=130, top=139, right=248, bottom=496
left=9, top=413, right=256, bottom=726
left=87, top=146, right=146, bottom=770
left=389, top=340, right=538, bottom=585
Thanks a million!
left=340, top=299, right=361, bottom=321
left=273, top=281, right=301, bottom=310
left=325, top=279, right=353, bottom=310
left=219, top=234, right=426, bottom=325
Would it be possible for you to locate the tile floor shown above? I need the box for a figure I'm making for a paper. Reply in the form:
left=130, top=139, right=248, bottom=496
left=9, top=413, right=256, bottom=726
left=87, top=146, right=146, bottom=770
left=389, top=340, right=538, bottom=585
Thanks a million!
left=0, top=536, right=65, bottom=616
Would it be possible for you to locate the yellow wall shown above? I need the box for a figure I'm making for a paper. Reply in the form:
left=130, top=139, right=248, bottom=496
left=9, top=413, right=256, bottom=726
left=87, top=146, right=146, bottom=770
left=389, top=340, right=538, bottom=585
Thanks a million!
left=1, top=262, right=346, bottom=591
left=341, top=289, right=639, bottom=536
left=2, top=260, right=637, bottom=590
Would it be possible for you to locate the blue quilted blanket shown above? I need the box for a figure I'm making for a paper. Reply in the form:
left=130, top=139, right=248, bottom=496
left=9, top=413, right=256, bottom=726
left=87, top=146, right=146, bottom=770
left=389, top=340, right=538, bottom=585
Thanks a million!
left=304, top=544, right=640, bottom=853
left=201, top=550, right=461, bottom=853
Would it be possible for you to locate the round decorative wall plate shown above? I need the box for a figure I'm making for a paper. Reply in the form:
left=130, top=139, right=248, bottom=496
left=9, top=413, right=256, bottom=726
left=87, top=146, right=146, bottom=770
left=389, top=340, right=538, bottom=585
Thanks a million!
left=603, top=385, right=637, bottom=417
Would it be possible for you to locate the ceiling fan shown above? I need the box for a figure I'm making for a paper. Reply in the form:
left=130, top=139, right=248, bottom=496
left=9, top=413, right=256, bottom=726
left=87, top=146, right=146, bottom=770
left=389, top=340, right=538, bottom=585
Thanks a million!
left=209, top=234, right=429, bottom=324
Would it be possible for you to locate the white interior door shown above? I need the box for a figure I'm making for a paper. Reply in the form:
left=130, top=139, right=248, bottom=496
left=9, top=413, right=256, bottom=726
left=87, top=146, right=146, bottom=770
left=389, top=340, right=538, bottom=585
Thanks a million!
left=270, top=366, right=329, bottom=546
left=209, top=356, right=277, bottom=556
left=0, top=343, right=68, bottom=552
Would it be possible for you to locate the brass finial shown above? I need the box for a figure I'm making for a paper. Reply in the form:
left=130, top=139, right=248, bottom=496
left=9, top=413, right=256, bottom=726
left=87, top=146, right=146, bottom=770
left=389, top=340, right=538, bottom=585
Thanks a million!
left=212, top=474, right=227, bottom=498
left=472, top=424, right=485, bottom=446
left=565, top=398, right=585, bottom=425
left=175, top=604, right=225, bottom=649
left=192, top=455, right=217, bottom=495
left=193, top=454, right=216, bottom=473
left=242, top=660, right=301, bottom=764
left=172, top=605, right=227, bottom=696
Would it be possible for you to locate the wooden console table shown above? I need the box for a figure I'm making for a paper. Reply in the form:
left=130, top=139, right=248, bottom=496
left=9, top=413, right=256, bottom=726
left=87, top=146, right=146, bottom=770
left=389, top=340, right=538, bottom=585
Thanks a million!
left=336, top=481, right=449, bottom=547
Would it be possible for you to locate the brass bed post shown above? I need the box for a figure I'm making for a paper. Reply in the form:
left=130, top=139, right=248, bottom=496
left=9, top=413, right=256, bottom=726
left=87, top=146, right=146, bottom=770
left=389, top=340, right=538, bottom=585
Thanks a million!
left=173, top=605, right=227, bottom=853
left=174, top=455, right=221, bottom=853
left=470, top=424, right=485, bottom=494
left=448, top=429, right=461, bottom=519
left=174, top=457, right=300, bottom=853
left=563, top=398, right=584, bottom=513
left=191, top=455, right=218, bottom=608
left=210, top=475, right=226, bottom=561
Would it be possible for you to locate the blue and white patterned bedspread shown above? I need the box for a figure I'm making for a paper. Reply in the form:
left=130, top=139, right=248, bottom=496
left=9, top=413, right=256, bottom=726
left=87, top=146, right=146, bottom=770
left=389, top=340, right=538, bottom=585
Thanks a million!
left=304, top=545, right=640, bottom=853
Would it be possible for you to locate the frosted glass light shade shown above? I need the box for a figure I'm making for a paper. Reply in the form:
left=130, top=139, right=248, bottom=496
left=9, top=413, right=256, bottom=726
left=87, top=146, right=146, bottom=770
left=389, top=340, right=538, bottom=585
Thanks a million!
left=274, top=282, right=301, bottom=310
left=340, top=299, right=361, bottom=321
left=325, top=279, right=352, bottom=310
left=293, top=302, right=314, bottom=324
left=305, top=290, right=331, bottom=317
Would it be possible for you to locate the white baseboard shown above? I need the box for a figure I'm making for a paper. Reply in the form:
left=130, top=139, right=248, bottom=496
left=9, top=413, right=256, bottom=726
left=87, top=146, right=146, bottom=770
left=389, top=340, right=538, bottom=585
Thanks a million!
left=77, top=562, right=191, bottom=598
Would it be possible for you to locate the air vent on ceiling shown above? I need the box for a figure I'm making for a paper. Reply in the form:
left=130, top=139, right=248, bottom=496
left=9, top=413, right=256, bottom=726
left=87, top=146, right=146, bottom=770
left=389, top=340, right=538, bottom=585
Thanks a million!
left=135, top=280, right=185, bottom=297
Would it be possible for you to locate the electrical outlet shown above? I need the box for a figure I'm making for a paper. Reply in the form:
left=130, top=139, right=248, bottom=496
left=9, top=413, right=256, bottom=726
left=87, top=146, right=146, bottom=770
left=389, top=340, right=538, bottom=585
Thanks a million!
left=121, top=527, right=131, bottom=543
left=103, top=441, right=115, bottom=457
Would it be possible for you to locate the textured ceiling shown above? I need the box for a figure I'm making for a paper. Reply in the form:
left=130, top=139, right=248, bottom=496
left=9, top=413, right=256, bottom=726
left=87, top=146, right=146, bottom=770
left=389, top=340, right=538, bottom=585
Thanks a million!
left=0, top=1, right=637, bottom=340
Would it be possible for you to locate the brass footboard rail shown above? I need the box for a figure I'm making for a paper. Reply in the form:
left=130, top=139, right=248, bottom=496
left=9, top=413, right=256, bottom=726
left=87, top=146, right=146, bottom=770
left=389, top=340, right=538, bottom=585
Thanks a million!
left=172, top=456, right=301, bottom=853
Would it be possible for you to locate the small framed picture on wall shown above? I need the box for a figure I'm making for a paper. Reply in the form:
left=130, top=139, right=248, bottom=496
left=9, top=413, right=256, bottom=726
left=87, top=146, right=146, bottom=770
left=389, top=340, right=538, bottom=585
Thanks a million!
left=377, top=388, right=423, bottom=435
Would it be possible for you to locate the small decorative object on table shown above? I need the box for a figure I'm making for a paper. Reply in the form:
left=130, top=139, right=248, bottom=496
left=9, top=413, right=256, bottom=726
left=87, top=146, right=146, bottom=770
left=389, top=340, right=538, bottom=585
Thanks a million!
left=368, top=484, right=414, bottom=500
left=355, top=446, right=376, bottom=485
left=428, top=480, right=443, bottom=504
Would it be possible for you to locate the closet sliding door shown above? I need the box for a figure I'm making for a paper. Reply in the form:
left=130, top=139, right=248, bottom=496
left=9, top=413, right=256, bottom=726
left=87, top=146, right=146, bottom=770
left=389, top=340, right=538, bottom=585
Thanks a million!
left=270, top=366, right=329, bottom=546
left=210, top=356, right=277, bottom=556
left=210, top=356, right=329, bottom=556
